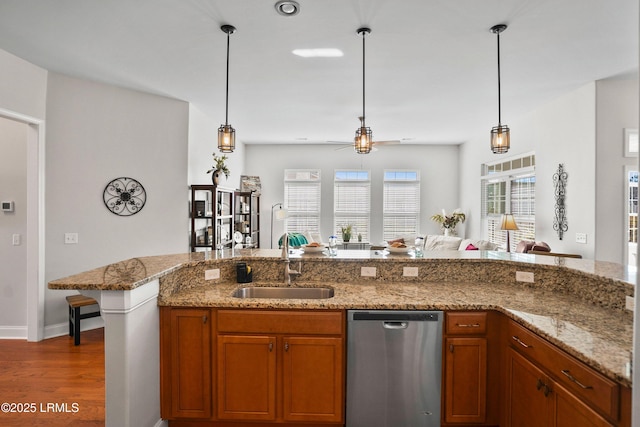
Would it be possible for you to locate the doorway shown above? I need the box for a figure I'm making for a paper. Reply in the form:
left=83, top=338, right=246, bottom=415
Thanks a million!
left=0, top=109, right=45, bottom=341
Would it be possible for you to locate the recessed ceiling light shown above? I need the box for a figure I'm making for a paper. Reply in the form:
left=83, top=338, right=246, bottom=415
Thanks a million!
left=275, top=1, right=300, bottom=16
left=292, top=48, right=344, bottom=58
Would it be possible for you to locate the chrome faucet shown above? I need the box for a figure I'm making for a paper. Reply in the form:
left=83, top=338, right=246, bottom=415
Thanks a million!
left=281, top=233, right=301, bottom=285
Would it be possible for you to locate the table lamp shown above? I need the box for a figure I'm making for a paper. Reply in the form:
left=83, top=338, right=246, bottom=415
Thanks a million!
left=500, top=214, right=519, bottom=252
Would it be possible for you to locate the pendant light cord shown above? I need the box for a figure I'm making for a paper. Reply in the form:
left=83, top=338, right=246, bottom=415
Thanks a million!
left=225, top=30, right=231, bottom=126
left=496, top=31, right=502, bottom=126
left=362, top=30, right=366, bottom=124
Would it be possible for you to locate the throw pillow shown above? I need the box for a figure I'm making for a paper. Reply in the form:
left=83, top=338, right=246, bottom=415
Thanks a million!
left=465, top=244, right=479, bottom=250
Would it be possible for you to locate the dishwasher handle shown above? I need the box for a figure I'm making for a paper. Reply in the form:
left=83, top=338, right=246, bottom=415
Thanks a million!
left=383, top=321, right=409, bottom=329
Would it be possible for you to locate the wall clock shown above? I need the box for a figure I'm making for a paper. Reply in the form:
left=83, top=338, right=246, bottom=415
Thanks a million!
left=103, top=177, right=146, bottom=216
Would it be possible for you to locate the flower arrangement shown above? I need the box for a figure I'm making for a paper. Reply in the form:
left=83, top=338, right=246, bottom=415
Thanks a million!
left=431, top=209, right=466, bottom=231
left=206, top=153, right=230, bottom=179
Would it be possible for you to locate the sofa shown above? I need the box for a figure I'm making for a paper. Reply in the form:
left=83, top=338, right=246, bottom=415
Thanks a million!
left=386, top=234, right=499, bottom=251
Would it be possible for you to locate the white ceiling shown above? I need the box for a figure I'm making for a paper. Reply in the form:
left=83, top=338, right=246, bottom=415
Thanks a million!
left=0, top=0, right=637, bottom=145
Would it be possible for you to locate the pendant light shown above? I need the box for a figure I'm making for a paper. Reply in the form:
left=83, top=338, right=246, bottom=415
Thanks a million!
left=354, top=27, right=373, bottom=154
left=490, top=24, right=510, bottom=154
left=218, top=24, right=236, bottom=153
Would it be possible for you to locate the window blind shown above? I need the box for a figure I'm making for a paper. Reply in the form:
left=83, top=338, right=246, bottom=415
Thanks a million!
left=334, top=170, right=370, bottom=242
left=284, top=169, right=321, bottom=234
left=382, top=171, right=420, bottom=241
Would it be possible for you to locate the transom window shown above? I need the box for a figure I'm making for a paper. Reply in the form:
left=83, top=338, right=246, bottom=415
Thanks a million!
left=481, top=153, right=536, bottom=251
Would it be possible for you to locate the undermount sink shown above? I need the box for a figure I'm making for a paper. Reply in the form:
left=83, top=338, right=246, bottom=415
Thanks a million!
left=232, top=286, right=334, bottom=299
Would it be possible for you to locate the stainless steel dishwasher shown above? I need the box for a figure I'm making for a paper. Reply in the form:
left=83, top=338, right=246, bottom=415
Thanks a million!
left=346, top=310, right=443, bottom=427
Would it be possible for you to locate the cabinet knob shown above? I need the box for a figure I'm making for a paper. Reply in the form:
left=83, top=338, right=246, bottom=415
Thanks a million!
left=269, top=342, right=273, bottom=352
left=202, top=315, right=207, bottom=324
left=285, top=342, right=289, bottom=352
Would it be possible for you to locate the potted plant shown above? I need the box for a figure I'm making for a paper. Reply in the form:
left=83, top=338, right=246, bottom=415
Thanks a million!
left=341, top=225, right=353, bottom=242
left=206, top=153, right=230, bottom=185
left=431, top=209, right=466, bottom=236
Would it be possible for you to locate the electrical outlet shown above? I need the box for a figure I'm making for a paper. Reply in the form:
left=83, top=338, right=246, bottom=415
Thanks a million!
left=361, top=267, right=377, bottom=277
left=575, top=233, right=587, bottom=244
left=205, top=269, right=220, bottom=280
left=403, top=267, right=419, bottom=277
left=515, top=271, right=534, bottom=283
left=626, top=296, right=635, bottom=312
left=64, top=233, right=78, bottom=244
left=12, top=234, right=20, bottom=246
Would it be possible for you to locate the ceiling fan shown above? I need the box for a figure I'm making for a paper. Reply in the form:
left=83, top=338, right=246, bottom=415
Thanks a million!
left=328, top=116, right=401, bottom=151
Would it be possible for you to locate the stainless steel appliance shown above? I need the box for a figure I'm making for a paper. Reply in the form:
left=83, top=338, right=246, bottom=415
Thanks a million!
left=346, top=310, right=443, bottom=427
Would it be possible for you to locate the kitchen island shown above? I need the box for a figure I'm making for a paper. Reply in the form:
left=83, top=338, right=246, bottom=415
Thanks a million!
left=49, top=249, right=635, bottom=427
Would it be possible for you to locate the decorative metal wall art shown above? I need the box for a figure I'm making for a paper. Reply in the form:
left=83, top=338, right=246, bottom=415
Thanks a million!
left=552, top=164, right=568, bottom=240
left=103, top=177, right=146, bottom=216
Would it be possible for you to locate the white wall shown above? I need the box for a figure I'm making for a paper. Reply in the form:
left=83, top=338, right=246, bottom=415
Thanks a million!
left=460, top=83, right=597, bottom=259
left=0, top=49, right=47, bottom=119
left=595, top=75, right=639, bottom=263
left=0, top=118, right=28, bottom=330
left=187, top=104, right=245, bottom=189
left=245, top=144, right=460, bottom=248
left=43, top=72, right=190, bottom=328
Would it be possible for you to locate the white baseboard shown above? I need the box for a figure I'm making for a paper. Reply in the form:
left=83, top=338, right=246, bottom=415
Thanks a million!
left=44, top=317, right=105, bottom=339
left=0, top=326, right=28, bottom=339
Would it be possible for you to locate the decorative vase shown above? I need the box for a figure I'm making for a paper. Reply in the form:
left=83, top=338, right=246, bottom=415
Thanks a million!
left=211, top=170, right=221, bottom=186
left=444, top=228, right=453, bottom=237
left=343, top=233, right=351, bottom=242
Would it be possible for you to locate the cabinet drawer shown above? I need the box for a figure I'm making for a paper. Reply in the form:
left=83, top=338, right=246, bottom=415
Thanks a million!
left=217, top=309, right=344, bottom=335
left=508, top=320, right=619, bottom=420
left=446, top=312, right=487, bottom=335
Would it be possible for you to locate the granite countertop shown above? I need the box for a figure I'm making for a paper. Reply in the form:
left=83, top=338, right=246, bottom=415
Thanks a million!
left=48, top=249, right=635, bottom=386
left=160, top=278, right=633, bottom=387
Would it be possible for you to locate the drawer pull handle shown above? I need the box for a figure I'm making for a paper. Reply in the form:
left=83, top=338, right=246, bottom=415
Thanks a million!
left=456, top=323, right=481, bottom=328
left=512, top=335, right=532, bottom=348
left=561, top=370, right=593, bottom=389
left=284, top=342, right=289, bottom=351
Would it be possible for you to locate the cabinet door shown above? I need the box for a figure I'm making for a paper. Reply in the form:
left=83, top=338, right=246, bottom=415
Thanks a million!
left=444, top=337, right=487, bottom=424
left=552, top=381, right=614, bottom=427
left=217, top=335, right=277, bottom=421
left=164, top=308, right=212, bottom=419
left=506, top=348, right=552, bottom=427
left=282, top=336, right=344, bottom=423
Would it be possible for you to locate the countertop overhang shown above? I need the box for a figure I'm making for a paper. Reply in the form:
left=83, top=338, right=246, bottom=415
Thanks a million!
left=48, top=249, right=635, bottom=386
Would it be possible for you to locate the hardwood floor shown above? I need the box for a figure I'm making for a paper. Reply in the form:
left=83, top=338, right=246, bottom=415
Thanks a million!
left=0, top=328, right=105, bottom=426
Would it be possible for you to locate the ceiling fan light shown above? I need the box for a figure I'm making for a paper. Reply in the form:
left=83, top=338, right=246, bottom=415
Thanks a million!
left=490, top=125, right=510, bottom=154
left=355, top=126, right=373, bottom=154
left=218, top=124, right=235, bottom=153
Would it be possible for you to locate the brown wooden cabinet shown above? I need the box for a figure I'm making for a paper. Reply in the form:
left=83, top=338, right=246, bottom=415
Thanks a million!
left=217, top=334, right=277, bottom=421
left=216, top=309, right=345, bottom=424
left=443, top=312, right=489, bottom=425
left=160, top=307, right=213, bottom=420
left=505, top=319, right=619, bottom=427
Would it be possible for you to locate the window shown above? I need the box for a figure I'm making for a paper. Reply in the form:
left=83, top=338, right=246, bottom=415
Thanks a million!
left=284, top=169, right=321, bottom=234
left=481, top=154, right=536, bottom=251
left=334, top=170, right=370, bottom=242
left=627, top=169, right=638, bottom=266
left=383, top=170, right=420, bottom=241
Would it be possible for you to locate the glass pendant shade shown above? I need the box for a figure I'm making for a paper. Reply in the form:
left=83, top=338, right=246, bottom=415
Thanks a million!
left=355, top=126, right=373, bottom=154
left=491, top=125, right=510, bottom=154
left=218, top=124, right=235, bottom=153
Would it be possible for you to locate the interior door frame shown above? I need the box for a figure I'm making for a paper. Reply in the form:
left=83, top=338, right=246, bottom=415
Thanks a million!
left=624, top=165, right=638, bottom=268
left=0, top=108, right=45, bottom=341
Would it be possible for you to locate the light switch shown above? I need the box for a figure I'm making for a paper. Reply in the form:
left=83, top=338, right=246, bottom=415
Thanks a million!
left=12, top=234, right=20, bottom=246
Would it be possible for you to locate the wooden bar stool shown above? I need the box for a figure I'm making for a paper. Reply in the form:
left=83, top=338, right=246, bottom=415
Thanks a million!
left=66, top=294, right=100, bottom=345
